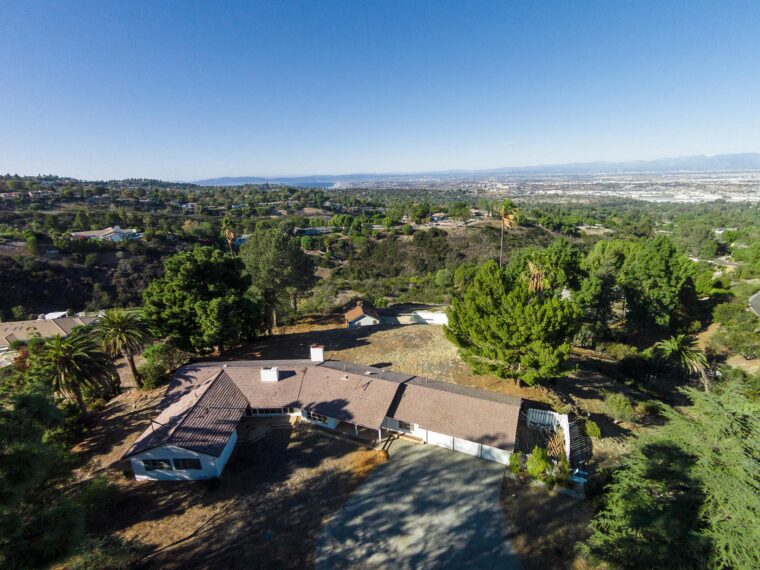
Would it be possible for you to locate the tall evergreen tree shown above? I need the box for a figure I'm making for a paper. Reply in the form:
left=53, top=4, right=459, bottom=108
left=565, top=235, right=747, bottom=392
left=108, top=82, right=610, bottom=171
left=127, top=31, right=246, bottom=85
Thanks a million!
left=239, top=226, right=315, bottom=333
left=584, top=379, right=760, bottom=569
left=143, top=246, right=261, bottom=353
left=446, top=259, right=581, bottom=385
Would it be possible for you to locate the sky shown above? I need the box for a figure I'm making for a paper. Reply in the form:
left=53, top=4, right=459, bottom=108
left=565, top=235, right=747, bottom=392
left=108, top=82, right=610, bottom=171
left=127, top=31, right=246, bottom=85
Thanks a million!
left=1, top=1, right=759, bottom=181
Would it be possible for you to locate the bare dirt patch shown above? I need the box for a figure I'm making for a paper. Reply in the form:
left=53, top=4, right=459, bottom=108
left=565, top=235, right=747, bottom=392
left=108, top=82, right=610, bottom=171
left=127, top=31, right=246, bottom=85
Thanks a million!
left=502, top=476, right=594, bottom=570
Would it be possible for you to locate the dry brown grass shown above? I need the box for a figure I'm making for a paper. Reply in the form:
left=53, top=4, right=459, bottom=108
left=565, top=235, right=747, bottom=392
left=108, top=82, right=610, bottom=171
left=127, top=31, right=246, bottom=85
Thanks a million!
left=502, top=476, right=594, bottom=570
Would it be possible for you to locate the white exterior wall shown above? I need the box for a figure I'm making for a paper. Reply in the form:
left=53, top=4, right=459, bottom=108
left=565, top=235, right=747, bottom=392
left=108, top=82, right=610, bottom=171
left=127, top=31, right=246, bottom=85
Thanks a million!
left=129, top=431, right=239, bottom=481
left=348, top=315, right=379, bottom=328
left=213, top=430, right=237, bottom=476
left=480, top=444, right=510, bottom=464
left=130, top=444, right=218, bottom=481
left=382, top=416, right=511, bottom=465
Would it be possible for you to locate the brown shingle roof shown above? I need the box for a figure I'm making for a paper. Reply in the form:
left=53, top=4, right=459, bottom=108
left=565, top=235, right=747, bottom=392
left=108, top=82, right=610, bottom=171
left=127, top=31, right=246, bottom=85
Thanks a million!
left=299, top=364, right=399, bottom=429
left=125, top=358, right=523, bottom=458
left=388, top=377, right=521, bottom=451
left=124, top=370, right=248, bottom=458
left=225, top=365, right=306, bottom=409
left=0, top=316, right=96, bottom=348
left=344, top=302, right=379, bottom=323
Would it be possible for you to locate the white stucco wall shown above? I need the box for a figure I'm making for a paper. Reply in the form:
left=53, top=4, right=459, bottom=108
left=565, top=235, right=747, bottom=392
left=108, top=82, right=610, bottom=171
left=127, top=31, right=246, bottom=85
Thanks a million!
left=382, top=416, right=511, bottom=465
left=129, top=430, right=238, bottom=481
left=130, top=444, right=218, bottom=481
left=348, top=315, right=379, bottom=328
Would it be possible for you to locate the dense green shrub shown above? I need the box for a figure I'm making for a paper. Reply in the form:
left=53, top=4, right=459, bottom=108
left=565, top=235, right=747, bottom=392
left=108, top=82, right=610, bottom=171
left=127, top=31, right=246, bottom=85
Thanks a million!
left=604, top=392, right=635, bottom=423
left=635, top=400, right=662, bottom=417
left=137, top=361, right=167, bottom=390
left=142, top=342, right=191, bottom=373
left=508, top=451, right=524, bottom=474
left=584, top=419, right=602, bottom=439
left=526, top=446, right=551, bottom=480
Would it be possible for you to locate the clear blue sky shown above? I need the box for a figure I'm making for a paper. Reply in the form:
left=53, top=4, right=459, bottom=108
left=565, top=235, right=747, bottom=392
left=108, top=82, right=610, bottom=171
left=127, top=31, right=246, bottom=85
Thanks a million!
left=1, top=1, right=759, bottom=180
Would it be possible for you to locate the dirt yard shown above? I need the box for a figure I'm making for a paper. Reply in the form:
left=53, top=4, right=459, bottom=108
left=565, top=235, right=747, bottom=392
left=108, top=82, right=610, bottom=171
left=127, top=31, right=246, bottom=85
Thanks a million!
left=72, top=393, right=385, bottom=569
left=501, top=476, right=594, bottom=570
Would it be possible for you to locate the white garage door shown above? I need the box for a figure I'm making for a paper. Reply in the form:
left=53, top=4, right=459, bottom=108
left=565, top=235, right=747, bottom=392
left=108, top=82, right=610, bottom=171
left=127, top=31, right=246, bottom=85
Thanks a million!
left=427, top=430, right=454, bottom=450
left=453, top=438, right=480, bottom=457
left=480, top=445, right=510, bottom=464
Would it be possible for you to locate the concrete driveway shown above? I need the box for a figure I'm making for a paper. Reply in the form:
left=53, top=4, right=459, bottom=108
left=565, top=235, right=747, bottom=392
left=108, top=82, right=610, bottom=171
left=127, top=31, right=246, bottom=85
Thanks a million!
left=315, top=439, right=520, bottom=569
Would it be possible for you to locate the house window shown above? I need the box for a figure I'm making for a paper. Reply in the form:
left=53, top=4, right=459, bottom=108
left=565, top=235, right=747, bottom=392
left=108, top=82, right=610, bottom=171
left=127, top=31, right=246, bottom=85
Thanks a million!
left=143, top=459, right=172, bottom=471
left=173, top=458, right=202, bottom=470
left=397, top=420, right=413, bottom=432
left=304, top=410, right=328, bottom=423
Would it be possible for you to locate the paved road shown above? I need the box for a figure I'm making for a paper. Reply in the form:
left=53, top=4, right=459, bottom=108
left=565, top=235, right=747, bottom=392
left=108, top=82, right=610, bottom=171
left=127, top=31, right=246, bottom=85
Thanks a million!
left=315, top=440, right=520, bottom=570
left=749, top=291, right=760, bottom=317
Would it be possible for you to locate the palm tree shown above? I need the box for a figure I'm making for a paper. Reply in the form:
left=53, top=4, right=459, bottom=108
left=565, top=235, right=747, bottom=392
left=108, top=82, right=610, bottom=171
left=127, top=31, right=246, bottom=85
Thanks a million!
left=41, top=332, right=117, bottom=415
left=498, top=199, right=518, bottom=267
left=94, top=309, right=151, bottom=388
left=221, top=216, right=236, bottom=256
left=654, top=334, right=710, bottom=392
left=526, top=260, right=547, bottom=294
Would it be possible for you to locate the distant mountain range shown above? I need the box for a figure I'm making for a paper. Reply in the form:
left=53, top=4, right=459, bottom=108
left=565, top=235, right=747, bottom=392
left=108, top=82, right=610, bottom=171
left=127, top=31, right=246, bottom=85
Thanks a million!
left=194, top=152, right=760, bottom=186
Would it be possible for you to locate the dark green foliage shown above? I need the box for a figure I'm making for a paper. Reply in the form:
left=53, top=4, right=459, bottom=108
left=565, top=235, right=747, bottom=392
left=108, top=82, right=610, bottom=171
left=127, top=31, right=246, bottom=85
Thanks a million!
left=136, top=361, right=167, bottom=389
left=584, top=419, right=601, bottom=439
left=0, top=385, right=86, bottom=568
left=620, top=236, right=698, bottom=331
left=584, top=380, right=760, bottom=569
left=239, top=227, right=315, bottom=331
left=525, top=446, right=551, bottom=480
left=604, top=392, right=635, bottom=423
left=508, top=451, right=523, bottom=474
left=143, top=246, right=261, bottom=352
left=142, top=342, right=191, bottom=373
left=447, top=259, right=581, bottom=384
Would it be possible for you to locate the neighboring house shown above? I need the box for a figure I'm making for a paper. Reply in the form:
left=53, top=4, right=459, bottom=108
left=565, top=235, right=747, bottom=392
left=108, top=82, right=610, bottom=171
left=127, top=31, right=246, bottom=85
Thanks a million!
left=123, top=348, right=523, bottom=481
left=70, top=225, right=142, bottom=242
left=293, top=226, right=333, bottom=236
left=345, top=301, right=380, bottom=328
left=0, top=316, right=97, bottom=366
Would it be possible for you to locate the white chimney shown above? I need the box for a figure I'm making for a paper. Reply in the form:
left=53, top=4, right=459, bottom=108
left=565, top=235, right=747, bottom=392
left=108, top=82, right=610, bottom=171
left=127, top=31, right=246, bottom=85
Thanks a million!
left=260, top=366, right=279, bottom=382
left=310, top=345, right=325, bottom=363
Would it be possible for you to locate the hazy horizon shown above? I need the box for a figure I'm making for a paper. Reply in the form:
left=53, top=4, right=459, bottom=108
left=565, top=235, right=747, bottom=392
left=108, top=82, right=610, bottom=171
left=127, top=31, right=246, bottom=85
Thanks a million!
left=2, top=1, right=759, bottom=180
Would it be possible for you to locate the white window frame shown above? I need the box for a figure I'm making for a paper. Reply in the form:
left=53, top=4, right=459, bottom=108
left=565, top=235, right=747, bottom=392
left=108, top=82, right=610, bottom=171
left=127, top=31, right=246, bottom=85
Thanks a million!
left=143, top=459, right=173, bottom=471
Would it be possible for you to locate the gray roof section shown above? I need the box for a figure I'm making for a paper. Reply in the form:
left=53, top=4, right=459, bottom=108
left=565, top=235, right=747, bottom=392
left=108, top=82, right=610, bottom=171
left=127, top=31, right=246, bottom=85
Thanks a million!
left=299, top=364, right=401, bottom=429
left=387, top=377, right=522, bottom=451
left=124, top=370, right=248, bottom=458
left=126, top=358, right=523, bottom=457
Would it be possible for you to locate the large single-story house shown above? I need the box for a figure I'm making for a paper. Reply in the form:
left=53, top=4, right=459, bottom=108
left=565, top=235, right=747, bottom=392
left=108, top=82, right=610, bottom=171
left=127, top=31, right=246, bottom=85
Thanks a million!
left=71, top=225, right=142, bottom=242
left=344, top=301, right=380, bottom=328
left=123, top=347, right=523, bottom=481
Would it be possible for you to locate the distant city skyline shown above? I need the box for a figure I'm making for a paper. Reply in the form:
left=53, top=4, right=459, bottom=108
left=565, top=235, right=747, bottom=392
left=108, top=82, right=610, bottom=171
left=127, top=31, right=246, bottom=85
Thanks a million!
left=1, top=1, right=759, bottom=180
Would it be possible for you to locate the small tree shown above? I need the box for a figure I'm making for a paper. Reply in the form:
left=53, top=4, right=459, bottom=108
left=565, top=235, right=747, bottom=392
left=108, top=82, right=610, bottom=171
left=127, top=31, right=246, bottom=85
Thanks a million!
left=654, top=334, right=710, bottom=392
left=604, top=392, right=635, bottom=423
left=526, top=446, right=551, bottom=480
left=584, top=419, right=602, bottom=439
left=508, top=451, right=524, bottom=475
